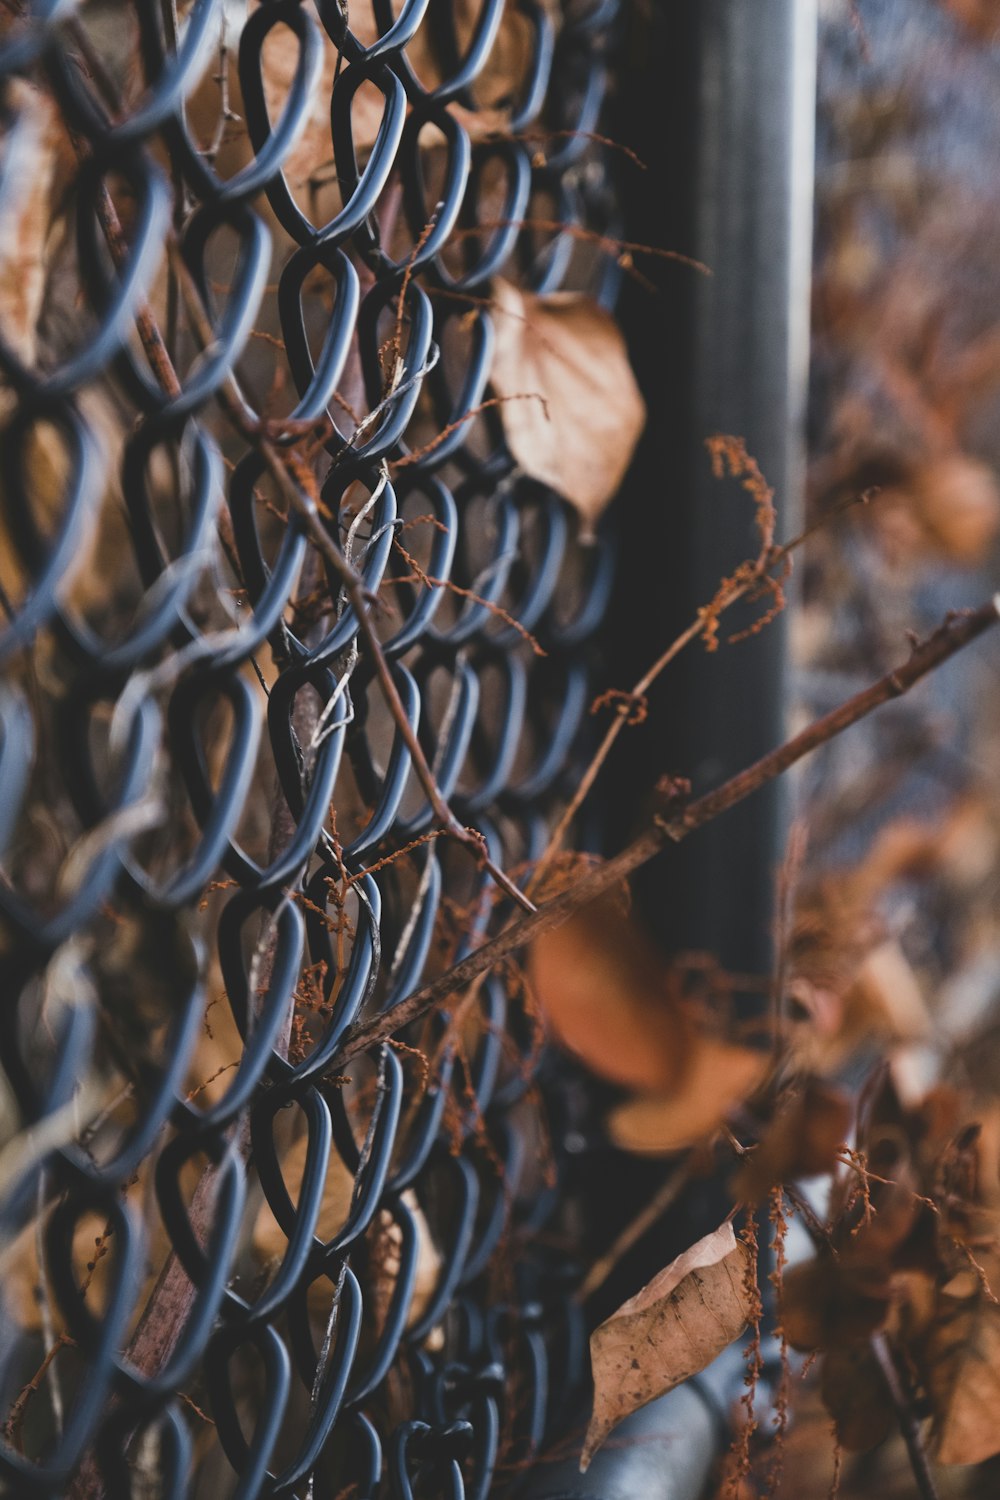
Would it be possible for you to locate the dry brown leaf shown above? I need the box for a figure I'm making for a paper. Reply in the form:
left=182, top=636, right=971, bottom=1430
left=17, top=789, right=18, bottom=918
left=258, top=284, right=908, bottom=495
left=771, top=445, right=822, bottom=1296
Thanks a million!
left=732, top=1079, right=852, bottom=1203
left=529, top=893, right=767, bottom=1143
left=846, top=938, right=932, bottom=1045
left=606, top=1043, right=769, bottom=1156
left=879, top=454, right=1000, bottom=566
left=0, top=80, right=68, bottom=365
left=821, top=1343, right=896, bottom=1452
left=488, top=277, right=646, bottom=536
left=941, top=0, right=1000, bottom=40
left=581, top=1221, right=753, bottom=1471
left=924, top=1268, right=1000, bottom=1465
left=790, top=936, right=931, bottom=1074
left=527, top=891, right=691, bottom=1093
left=781, top=1255, right=894, bottom=1355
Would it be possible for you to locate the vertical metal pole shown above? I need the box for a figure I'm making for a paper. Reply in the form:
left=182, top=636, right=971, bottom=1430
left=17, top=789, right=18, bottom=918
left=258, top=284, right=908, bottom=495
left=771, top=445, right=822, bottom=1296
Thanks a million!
left=667, top=0, right=817, bottom=980
left=607, top=0, right=816, bottom=979
left=524, top=4, right=817, bottom=1495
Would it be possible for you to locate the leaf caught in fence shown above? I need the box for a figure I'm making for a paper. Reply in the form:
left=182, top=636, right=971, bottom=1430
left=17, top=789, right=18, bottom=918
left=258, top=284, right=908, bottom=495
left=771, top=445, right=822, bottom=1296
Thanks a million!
left=529, top=891, right=767, bottom=1143
left=527, top=890, right=690, bottom=1093
left=606, top=1042, right=769, bottom=1155
left=581, top=1220, right=754, bottom=1470
left=488, top=277, right=646, bottom=536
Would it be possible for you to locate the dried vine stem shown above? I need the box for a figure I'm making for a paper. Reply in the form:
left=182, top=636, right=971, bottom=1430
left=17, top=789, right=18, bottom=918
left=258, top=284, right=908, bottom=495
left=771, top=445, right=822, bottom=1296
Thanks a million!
left=574, top=1158, right=691, bottom=1303
left=530, top=475, right=870, bottom=892
left=870, top=1332, right=942, bottom=1500
left=334, top=597, right=1000, bottom=1067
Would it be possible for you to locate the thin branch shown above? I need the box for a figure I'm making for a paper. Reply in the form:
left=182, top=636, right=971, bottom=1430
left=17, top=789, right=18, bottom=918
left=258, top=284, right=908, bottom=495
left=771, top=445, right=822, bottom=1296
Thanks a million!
left=79, top=146, right=535, bottom=920
left=162, top=240, right=535, bottom=917
left=575, top=1158, right=691, bottom=1303
left=447, top=218, right=710, bottom=276
left=332, top=597, right=1000, bottom=1068
left=5, top=1335, right=75, bottom=1452
left=273, top=466, right=536, bottom=914
left=530, top=483, right=871, bottom=892
left=870, top=1332, right=941, bottom=1500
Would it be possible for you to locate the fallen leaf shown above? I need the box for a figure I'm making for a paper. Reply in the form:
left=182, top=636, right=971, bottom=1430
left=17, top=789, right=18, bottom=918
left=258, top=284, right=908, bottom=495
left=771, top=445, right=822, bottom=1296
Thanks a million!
left=877, top=454, right=1000, bottom=566
left=821, top=1343, right=896, bottom=1452
left=924, top=1265, right=1000, bottom=1465
left=488, top=277, right=646, bottom=536
left=528, top=891, right=691, bottom=1093
left=606, top=1043, right=769, bottom=1155
left=781, top=1255, right=894, bottom=1354
left=581, top=1221, right=753, bottom=1471
left=0, top=80, right=68, bottom=365
left=733, top=1079, right=852, bottom=1202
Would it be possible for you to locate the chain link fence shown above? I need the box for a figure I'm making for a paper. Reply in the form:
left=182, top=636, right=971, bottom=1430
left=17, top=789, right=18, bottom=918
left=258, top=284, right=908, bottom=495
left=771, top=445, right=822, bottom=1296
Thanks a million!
left=0, top=0, right=630, bottom=1493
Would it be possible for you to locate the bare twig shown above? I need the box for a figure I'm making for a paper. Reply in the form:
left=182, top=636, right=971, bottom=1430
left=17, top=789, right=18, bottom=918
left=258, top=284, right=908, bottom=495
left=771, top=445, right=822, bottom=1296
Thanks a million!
left=162, top=240, right=535, bottom=918
left=447, top=218, right=711, bottom=277
left=575, top=1158, right=692, bottom=1303
left=5, top=1334, right=75, bottom=1452
left=870, top=1332, right=941, bottom=1500
left=530, top=479, right=870, bottom=891
left=79, top=146, right=535, bottom=921
left=334, top=598, right=1000, bottom=1068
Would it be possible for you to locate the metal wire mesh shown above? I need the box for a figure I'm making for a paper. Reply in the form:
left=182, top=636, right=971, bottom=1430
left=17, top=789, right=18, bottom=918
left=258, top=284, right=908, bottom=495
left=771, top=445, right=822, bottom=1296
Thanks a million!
left=0, top=0, right=624, bottom=1493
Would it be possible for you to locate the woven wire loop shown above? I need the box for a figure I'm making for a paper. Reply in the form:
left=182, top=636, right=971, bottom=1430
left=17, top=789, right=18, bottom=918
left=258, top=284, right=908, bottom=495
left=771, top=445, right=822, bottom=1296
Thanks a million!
left=0, top=0, right=622, bottom=1492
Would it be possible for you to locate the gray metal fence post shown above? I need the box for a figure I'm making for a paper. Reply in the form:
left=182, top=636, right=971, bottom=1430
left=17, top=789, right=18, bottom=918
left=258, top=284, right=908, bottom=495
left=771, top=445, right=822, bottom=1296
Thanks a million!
left=527, top=1, right=817, bottom=1493
left=666, top=0, right=817, bottom=980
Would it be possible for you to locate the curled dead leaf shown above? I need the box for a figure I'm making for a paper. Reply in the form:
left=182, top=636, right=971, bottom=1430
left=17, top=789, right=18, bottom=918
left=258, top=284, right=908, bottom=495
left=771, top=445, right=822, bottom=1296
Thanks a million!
left=732, top=1079, right=852, bottom=1202
left=606, top=1043, right=769, bottom=1156
left=528, top=891, right=689, bottom=1093
left=781, top=1255, right=894, bottom=1355
left=488, top=277, right=646, bottom=536
left=821, top=1343, right=896, bottom=1453
left=581, top=1221, right=753, bottom=1471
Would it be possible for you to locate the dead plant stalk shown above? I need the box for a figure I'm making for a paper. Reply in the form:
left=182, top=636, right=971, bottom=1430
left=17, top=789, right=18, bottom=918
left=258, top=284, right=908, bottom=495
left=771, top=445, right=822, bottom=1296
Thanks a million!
left=335, top=597, right=1000, bottom=1068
